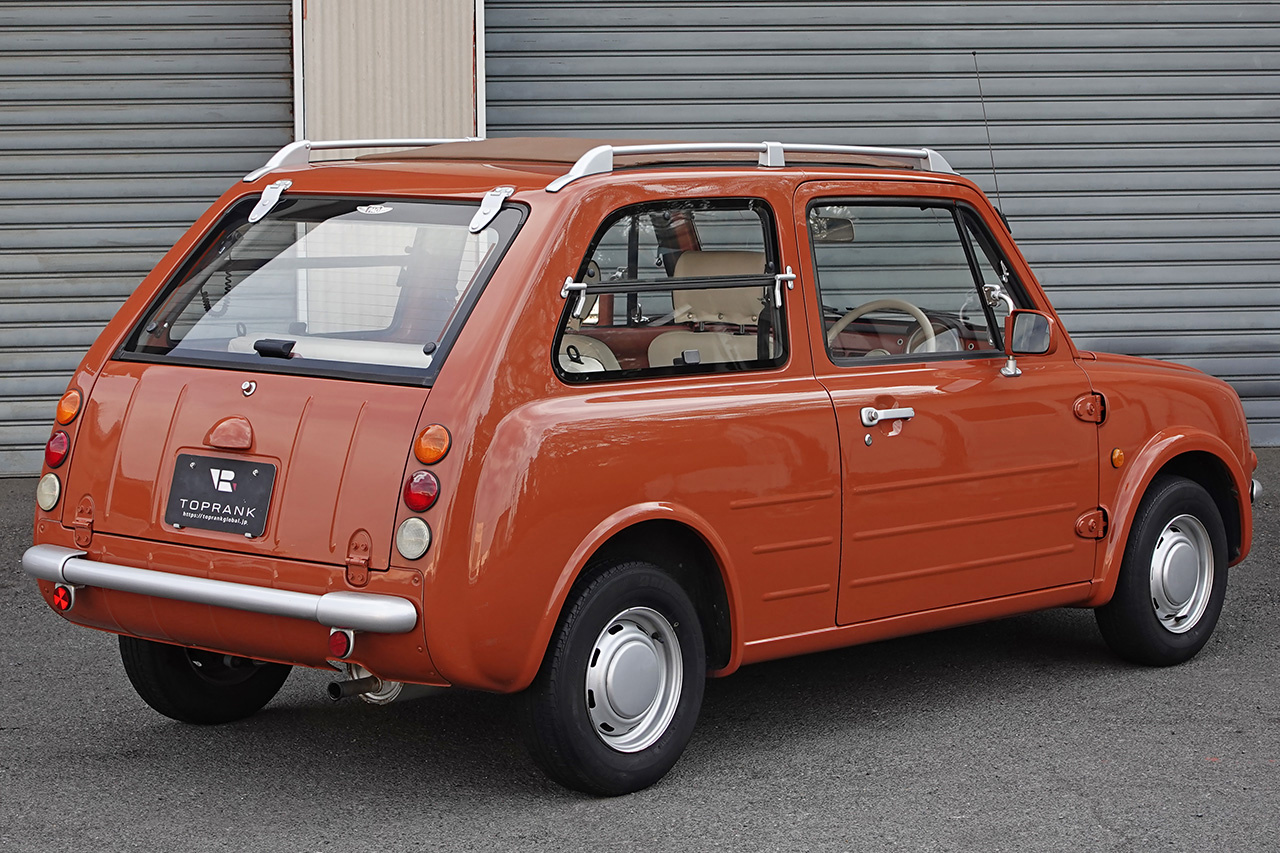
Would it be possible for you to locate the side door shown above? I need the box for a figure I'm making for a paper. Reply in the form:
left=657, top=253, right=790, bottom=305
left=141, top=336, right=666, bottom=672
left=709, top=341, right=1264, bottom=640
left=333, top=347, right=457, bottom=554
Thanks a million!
left=795, top=181, right=1100, bottom=625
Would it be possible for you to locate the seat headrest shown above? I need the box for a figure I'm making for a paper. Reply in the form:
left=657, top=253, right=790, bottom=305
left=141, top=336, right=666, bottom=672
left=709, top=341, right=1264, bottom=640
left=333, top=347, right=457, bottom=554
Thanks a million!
left=670, top=251, right=767, bottom=326
left=673, top=250, right=766, bottom=279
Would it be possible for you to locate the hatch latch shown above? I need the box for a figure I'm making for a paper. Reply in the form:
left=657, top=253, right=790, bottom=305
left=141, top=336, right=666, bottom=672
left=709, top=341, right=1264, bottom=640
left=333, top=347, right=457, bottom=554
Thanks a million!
left=345, top=529, right=373, bottom=587
left=469, top=186, right=515, bottom=233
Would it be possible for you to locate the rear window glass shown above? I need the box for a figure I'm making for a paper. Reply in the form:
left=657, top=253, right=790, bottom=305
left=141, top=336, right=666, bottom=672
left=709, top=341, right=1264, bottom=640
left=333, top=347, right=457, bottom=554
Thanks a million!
left=122, top=196, right=523, bottom=383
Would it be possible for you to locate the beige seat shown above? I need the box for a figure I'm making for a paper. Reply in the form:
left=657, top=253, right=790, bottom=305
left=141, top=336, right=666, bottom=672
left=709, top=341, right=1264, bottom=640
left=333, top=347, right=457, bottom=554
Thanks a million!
left=560, top=333, right=620, bottom=372
left=648, top=250, right=771, bottom=367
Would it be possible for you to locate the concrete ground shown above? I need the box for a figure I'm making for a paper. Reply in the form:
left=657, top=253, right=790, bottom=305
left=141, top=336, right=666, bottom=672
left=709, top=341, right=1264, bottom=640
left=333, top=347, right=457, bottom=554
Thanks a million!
left=1, top=451, right=1276, bottom=852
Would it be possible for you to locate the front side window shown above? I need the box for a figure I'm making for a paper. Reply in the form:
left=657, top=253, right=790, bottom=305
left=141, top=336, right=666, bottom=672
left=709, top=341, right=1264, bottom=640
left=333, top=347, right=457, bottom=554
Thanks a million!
left=122, top=197, right=523, bottom=383
left=554, top=199, right=786, bottom=381
left=809, top=202, right=1023, bottom=363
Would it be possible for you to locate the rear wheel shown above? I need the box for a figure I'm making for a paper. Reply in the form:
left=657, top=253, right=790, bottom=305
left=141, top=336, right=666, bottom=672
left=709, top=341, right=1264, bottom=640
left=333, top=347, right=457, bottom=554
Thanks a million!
left=521, top=561, right=706, bottom=796
left=119, top=636, right=291, bottom=724
left=1095, top=475, right=1228, bottom=666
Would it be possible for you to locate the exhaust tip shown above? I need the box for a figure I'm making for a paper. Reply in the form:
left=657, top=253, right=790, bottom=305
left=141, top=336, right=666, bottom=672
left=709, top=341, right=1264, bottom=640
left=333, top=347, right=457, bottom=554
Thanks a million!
left=327, top=674, right=381, bottom=701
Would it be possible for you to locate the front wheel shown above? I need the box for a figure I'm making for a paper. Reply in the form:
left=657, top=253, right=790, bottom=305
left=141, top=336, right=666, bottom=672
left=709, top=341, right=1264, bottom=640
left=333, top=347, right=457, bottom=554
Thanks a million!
left=1095, top=475, right=1229, bottom=666
left=119, top=636, right=292, bottom=724
left=521, top=561, right=706, bottom=796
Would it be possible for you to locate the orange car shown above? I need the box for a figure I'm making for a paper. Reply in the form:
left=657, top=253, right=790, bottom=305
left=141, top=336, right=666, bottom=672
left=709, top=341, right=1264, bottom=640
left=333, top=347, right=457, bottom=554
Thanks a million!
left=24, top=137, right=1261, bottom=795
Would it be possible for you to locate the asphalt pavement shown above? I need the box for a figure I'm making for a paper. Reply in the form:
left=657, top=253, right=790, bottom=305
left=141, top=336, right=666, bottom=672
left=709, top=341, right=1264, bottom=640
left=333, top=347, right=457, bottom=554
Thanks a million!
left=2, top=452, right=1277, bottom=852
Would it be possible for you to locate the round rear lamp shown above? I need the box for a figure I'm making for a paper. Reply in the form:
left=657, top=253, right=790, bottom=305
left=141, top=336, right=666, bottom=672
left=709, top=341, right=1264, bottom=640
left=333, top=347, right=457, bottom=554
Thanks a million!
left=395, top=518, right=432, bottom=560
left=36, top=473, right=60, bottom=511
left=44, top=430, right=70, bottom=469
left=402, top=470, right=440, bottom=512
left=56, top=389, right=82, bottom=425
left=413, top=424, right=451, bottom=464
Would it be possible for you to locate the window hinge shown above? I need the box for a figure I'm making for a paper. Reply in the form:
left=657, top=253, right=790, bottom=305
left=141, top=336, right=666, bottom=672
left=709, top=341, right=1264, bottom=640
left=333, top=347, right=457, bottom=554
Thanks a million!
left=1075, top=508, right=1108, bottom=539
left=248, top=179, right=292, bottom=223
left=469, top=186, right=515, bottom=233
left=1073, top=392, right=1106, bottom=424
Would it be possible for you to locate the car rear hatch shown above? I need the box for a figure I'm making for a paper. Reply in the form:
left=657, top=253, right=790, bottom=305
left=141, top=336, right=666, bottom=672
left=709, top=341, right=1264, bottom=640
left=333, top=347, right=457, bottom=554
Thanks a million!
left=64, top=191, right=524, bottom=571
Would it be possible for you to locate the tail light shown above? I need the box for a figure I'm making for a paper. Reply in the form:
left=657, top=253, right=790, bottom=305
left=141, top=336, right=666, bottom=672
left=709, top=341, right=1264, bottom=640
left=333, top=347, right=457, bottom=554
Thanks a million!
left=403, top=470, right=440, bottom=512
left=45, top=430, right=70, bottom=468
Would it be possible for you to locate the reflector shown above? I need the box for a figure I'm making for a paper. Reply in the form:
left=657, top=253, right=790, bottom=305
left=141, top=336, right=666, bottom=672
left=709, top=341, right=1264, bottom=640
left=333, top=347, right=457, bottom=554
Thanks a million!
left=52, top=585, right=74, bottom=612
left=328, top=629, right=353, bottom=659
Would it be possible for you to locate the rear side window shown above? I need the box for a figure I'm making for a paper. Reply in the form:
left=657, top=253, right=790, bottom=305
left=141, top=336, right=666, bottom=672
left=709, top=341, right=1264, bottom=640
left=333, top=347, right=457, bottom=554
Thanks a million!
left=122, top=197, right=523, bottom=384
left=554, top=199, right=786, bottom=381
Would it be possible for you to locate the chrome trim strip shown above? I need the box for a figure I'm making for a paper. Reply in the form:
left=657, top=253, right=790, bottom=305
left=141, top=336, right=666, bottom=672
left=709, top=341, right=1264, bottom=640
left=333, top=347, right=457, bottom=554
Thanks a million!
left=22, top=544, right=417, bottom=634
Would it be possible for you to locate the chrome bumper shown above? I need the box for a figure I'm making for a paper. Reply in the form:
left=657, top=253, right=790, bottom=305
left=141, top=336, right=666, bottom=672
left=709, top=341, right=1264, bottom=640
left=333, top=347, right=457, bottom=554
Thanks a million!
left=1252, top=479, right=1262, bottom=504
left=22, top=544, right=417, bottom=634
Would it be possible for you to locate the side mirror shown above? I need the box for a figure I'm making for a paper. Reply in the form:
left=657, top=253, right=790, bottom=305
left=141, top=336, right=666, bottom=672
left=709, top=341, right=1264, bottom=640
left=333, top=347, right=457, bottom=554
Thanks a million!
left=1001, top=310, right=1056, bottom=377
left=809, top=216, right=856, bottom=243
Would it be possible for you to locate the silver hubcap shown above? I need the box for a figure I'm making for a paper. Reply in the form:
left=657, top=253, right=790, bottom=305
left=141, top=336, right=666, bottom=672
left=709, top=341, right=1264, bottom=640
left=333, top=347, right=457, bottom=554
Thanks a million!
left=1149, top=513, right=1214, bottom=634
left=585, top=606, right=682, bottom=753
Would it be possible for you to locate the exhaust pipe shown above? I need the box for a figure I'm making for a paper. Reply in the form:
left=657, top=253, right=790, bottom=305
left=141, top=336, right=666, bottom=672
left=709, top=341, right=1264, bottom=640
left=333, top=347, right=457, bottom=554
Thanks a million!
left=327, top=674, right=381, bottom=701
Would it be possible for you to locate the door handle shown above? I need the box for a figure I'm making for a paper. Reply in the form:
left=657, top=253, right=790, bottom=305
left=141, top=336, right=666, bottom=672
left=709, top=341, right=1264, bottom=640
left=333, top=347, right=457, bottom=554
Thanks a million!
left=860, top=406, right=915, bottom=427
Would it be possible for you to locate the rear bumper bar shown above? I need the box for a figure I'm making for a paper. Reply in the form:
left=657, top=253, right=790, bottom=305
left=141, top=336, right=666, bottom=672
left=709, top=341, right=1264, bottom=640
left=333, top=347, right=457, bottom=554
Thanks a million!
left=22, top=544, right=417, bottom=634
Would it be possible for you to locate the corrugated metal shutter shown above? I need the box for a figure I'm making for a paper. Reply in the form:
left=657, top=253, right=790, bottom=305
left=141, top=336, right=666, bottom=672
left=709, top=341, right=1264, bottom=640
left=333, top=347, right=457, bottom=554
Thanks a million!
left=485, top=1, right=1280, bottom=445
left=0, top=1, right=293, bottom=475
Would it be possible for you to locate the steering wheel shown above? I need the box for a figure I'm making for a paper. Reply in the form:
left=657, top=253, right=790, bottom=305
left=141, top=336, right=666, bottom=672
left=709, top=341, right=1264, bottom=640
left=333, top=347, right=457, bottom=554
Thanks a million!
left=826, top=298, right=935, bottom=349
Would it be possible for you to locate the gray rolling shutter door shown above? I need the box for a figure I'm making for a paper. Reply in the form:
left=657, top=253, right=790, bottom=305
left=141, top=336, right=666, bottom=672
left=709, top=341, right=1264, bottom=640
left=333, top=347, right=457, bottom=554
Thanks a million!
left=486, top=1, right=1280, bottom=445
left=0, top=1, right=293, bottom=475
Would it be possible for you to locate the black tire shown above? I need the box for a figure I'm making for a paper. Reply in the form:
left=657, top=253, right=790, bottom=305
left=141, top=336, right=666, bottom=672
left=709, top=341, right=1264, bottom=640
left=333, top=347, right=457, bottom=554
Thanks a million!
left=1095, top=475, right=1228, bottom=666
left=521, top=561, right=706, bottom=796
left=119, top=636, right=291, bottom=724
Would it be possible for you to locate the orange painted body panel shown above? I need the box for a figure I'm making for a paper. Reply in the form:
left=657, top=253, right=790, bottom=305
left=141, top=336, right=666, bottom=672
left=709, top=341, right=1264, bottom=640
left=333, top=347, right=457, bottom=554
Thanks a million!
left=29, top=148, right=1257, bottom=694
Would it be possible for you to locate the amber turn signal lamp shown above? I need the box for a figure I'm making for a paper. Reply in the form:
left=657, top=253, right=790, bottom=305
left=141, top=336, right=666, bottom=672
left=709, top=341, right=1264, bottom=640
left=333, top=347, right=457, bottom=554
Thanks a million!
left=414, top=424, right=451, bottom=464
left=1111, top=448, right=1125, bottom=468
left=403, top=470, right=440, bottom=512
left=56, top=389, right=82, bottom=425
left=45, top=430, right=70, bottom=469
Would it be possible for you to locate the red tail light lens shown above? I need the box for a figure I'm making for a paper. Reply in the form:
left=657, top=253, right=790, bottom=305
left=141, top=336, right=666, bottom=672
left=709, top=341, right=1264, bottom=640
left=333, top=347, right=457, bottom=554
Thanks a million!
left=45, top=430, right=70, bottom=468
left=403, top=470, right=440, bottom=512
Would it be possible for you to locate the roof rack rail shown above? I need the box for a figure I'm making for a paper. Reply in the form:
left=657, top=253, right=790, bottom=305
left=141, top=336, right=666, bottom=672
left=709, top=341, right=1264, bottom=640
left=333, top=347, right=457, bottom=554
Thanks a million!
left=544, top=141, right=953, bottom=192
left=243, top=137, right=483, bottom=182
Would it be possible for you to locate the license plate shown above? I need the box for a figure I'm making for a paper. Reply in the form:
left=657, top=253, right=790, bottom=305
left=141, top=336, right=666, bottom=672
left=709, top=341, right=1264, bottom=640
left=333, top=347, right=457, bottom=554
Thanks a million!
left=164, top=453, right=277, bottom=538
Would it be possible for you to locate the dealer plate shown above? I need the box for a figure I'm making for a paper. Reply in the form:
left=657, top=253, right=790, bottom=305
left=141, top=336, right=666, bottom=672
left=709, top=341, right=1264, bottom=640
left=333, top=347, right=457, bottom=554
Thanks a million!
left=164, top=453, right=277, bottom=538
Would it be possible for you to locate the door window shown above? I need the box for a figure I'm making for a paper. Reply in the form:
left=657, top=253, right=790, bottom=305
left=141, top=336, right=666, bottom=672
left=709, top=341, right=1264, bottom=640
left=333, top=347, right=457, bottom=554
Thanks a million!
left=808, top=202, right=1022, bottom=362
left=555, top=199, right=786, bottom=380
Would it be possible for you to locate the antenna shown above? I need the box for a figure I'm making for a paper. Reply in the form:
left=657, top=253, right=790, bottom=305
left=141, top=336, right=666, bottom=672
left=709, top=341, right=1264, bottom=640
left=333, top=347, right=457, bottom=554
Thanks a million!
left=971, top=51, right=1004, bottom=211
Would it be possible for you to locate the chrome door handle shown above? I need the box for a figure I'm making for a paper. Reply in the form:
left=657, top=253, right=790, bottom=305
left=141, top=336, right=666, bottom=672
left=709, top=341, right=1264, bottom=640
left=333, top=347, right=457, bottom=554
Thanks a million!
left=860, top=406, right=915, bottom=427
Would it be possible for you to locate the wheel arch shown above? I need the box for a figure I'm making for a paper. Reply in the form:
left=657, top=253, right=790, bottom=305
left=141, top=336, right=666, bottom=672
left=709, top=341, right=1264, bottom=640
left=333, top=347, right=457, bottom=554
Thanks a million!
left=1086, top=428, right=1250, bottom=607
left=520, top=503, right=744, bottom=691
